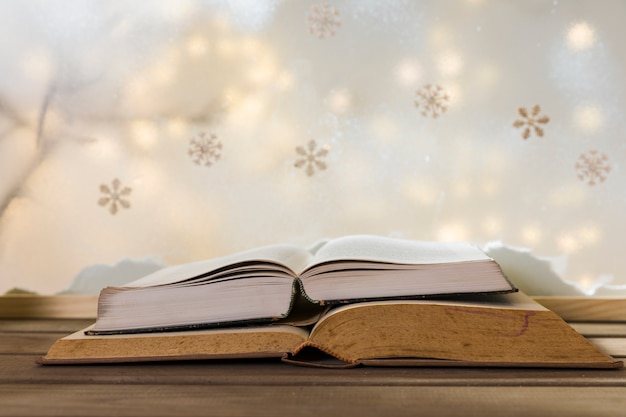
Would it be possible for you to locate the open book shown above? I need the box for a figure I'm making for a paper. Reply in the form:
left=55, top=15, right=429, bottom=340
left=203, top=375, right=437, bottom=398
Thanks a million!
left=39, top=291, right=621, bottom=368
left=87, top=235, right=516, bottom=334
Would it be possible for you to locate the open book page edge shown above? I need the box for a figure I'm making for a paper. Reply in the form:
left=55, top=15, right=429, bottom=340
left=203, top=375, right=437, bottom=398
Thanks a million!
left=116, top=244, right=314, bottom=288
left=90, top=279, right=305, bottom=335
left=306, top=235, right=492, bottom=271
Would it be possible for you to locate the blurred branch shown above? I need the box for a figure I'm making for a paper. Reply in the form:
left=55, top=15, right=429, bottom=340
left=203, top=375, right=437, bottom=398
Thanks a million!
left=36, top=82, right=57, bottom=149
left=0, top=82, right=57, bottom=217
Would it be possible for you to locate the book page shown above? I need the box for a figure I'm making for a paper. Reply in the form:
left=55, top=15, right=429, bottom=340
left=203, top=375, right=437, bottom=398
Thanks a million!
left=315, top=292, right=547, bottom=327
left=126, top=244, right=313, bottom=288
left=307, top=235, right=491, bottom=268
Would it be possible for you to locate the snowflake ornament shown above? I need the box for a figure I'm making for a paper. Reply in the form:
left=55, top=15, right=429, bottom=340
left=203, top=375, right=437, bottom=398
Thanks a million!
left=188, top=132, right=222, bottom=167
left=98, top=178, right=132, bottom=215
left=513, top=105, right=550, bottom=139
left=575, top=150, right=611, bottom=186
left=294, top=139, right=329, bottom=176
left=414, top=84, right=449, bottom=118
left=307, top=3, right=341, bottom=39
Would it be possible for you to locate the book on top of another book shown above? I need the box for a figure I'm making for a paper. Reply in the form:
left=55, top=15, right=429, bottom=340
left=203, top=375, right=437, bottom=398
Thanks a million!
left=88, top=234, right=516, bottom=334
left=37, top=235, right=623, bottom=369
left=39, top=291, right=621, bottom=368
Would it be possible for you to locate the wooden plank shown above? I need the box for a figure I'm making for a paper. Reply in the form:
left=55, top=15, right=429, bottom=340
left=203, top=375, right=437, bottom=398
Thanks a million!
left=0, top=332, right=61, bottom=355
left=568, top=322, right=626, bottom=337
left=0, top=384, right=624, bottom=417
left=0, top=319, right=94, bottom=333
left=2, top=354, right=625, bottom=387
left=534, top=296, right=626, bottom=322
left=587, top=338, right=626, bottom=358
left=0, top=295, right=97, bottom=319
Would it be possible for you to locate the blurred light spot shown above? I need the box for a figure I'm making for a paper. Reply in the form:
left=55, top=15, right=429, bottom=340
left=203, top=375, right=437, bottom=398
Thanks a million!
left=575, top=274, right=597, bottom=295
left=443, top=83, right=463, bottom=106
left=167, top=118, right=189, bottom=139
left=150, top=64, right=176, bottom=85
left=573, top=105, right=604, bottom=133
left=437, top=51, right=464, bottom=77
left=326, top=88, right=352, bottom=114
left=521, top=225, right=543, bottom=246
left=236, top=95, right=264, bottom=122
left=224, top=87, right=243, bottom=107
left=437, top=222, right=468, bottom=241
left=567, top=21, right=596, bottom=50
left=557, top=233, right=579, bottom=253
left=248, top=55, right=276, bottom=84
left=186, top=35, right=210, bottom=57
left=395, top=58, right=422, bottom=86
left=130, top=120, right=159, bottom=150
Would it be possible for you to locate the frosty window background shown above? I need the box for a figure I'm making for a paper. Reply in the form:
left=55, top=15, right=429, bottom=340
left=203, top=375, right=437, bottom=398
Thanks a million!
left=0, top=0, right=624, bottom=296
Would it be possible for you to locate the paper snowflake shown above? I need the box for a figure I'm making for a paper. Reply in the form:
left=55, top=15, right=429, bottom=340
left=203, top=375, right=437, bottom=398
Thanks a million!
left=414, top=84, right=449, bottom=118
left=294, top=139, right=329, bottom=176
left=513, top=105, right=550, bottom=139
left=575, top=150, right=611, bottom=186
left=98, top=178, right=132, bottom=215
left=307, top=3, right=341, bottom=39
left=188, top=132, right=222, bottom=167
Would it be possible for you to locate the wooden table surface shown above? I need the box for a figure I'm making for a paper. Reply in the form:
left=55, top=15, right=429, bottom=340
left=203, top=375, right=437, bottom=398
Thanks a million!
left=1, top=318, right=625, bottom=417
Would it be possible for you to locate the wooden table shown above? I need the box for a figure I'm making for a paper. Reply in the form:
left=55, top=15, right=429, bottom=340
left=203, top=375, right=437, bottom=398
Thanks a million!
left=1, top=318, right=625, bottom=417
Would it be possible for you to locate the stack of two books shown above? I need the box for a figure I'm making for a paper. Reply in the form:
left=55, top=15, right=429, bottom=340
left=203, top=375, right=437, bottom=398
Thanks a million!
left=40, top=235, right=622, bottom=369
